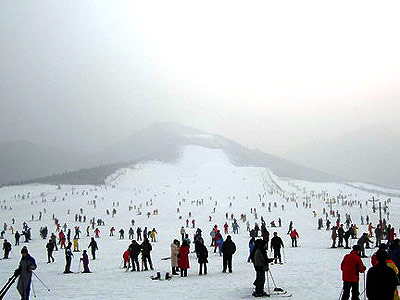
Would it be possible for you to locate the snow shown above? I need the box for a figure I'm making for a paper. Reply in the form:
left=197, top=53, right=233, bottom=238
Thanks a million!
left=0, top=145, right=399, bottom=299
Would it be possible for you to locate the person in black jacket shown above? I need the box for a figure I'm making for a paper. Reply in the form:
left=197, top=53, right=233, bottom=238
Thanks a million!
left=88, top=237, right=98, bottom=260
left=64, top=242, right=73, bottom=273
left=14, top=246, right=37, bottom=300
left=270, top=232, right=284, bottom=264
left=338, top=225, right=345, bottom=247
left=3, top=239, right=11, bottom=259
left=141, top=238, right=154, bottom=271
left=46, top=239, right=55, bottom=263
left=221, top=235, right=236, bottom=273
left=366, top=250, right=398, bottom=300
left=15, top=231, right=20, bottom=246
left=195, top=240, right=208, bottom=275
left=128, top=240, right=141, bottom=271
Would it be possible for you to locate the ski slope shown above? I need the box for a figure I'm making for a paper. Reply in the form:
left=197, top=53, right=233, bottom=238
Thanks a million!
left=0, top=145, right=399, bottom=300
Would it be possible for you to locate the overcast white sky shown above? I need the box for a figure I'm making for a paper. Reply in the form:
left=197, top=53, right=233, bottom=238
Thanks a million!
left=1, top=0, right=399, bottom=154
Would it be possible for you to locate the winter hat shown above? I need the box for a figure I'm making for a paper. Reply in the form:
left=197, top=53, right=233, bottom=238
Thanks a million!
left=376, top=250, right=388, bottom=263
left=352, top=245, right=361, bottom=251
left=21, top=246, right=28, bottom=254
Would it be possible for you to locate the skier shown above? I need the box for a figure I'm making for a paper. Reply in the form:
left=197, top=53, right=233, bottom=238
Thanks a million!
left=180, top=226, right=186, bottom=241
left=123, top=248, right=130, bottom=269
left=270, top=232, right=284, bottom=264
left=128, top=240, right=141, bottom=271
left=119, top=228, right=124, bottom=239
left=136, top=227, right=142, bottom=241
left=195, top=240, right=208, bottom=275
left=170, top=239, right=180, bottom=275
left=221, top=235, right=236, bottom=273
left=128, top=227, right=134, bottom=240
left=46, top=239, right=55, bottom=263
left=251, top=239, right=272, bottom=297
left=14, top=231, right=20, bottom=246
left=287, top=221, right=293, bottom=234
left=3, top=239, right=11, bottom=259
left=214, top=230, right=222, bottom=253
left=178, top=240, right=190, bottom=277
left=150, top=228, right=157, bottom=242
left=94, top=228, right=100, bottom=238
left=14, top=246, right=37, bottom=300
left=357, top=233, right=373, bottom=258
left=331, top=226, right=338, bottom=248
left=81, top=250, right=91, bottom=273
left=247, top=237, right=255, bottom=263
left=366, top=250, right=398, bottom=300
left=88, top=237, right=98, bottom=260
left=290, top=229, right=299, bottom=247
left=340, top=245, right=366, bottom=300
left=141, top=237, right=154, bottom=271
left=73, top=237, right=79, bottom=252
left=338, top=224, right=345, bottom=247
left=64, top=242, right=73, bottom=273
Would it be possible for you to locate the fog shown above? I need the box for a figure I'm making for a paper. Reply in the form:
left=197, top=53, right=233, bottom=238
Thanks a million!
left=1, top=0, right=400, bottom=155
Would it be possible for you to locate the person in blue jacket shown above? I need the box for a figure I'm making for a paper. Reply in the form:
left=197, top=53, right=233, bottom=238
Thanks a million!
left=14, top=246, right=37, bottom=300
left=247, top=237, right=255, bottom=262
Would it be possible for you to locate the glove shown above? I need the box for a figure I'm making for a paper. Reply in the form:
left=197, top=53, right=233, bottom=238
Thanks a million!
left=14, top=268, right=21, bottom=277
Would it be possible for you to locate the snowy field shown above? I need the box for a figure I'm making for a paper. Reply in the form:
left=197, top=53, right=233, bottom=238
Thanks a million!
left=0, top=145, right=399, bottom=300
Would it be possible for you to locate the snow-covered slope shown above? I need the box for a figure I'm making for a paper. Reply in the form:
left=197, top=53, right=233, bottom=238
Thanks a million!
left=0, top=145, right=399, bottom=299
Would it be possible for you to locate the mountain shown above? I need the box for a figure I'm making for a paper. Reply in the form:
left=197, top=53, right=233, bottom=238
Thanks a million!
left=0, top=141, right=88, bottom=186
left=283, top=124, right=400, bottom=189
left=95, top=122, right=342, bottom=183
left=2, top=122, right=342, bottom=186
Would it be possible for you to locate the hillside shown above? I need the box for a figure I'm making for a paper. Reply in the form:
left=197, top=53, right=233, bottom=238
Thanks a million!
left=0, top=145, right=399, bottom=299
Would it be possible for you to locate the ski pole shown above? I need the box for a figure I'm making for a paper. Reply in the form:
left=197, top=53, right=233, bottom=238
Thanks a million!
left=32, top=272, right=50, bottom=292
left=266, top=270, right=270, bottom=295
left=31, top=279, right=36, bottom=298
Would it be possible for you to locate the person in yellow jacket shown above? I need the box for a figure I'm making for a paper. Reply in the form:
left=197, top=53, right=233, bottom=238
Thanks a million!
left=73, top=237, right=80, bottom=252
left=150, top=228, right=157, bottom=243
left=353, top=224, right=358, bottom=239
left=371, top=244, right=400, bottom=300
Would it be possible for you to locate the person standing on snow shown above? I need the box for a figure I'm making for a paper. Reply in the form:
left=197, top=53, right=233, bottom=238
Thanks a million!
left=340, top=245, right=366, bottom=300
left=221, top=235, right=236, bottom=273
left=88, top=237, right=98, bottom=260
left=270, top=232, right=284, bottom=264
left=247, top=237, right=256, bottom=263
left=14, top=246, right=37, bottom=300
left=251, top=239, right=273, bottom=297
left=128, top=240, right=141, bottom=271
left=46, top=239, right=55, bottom=263
left=178, top=240, right=190, bottom=277
left=81, top=250, right=91, bottom=273
left=290, top=229, right=299, bottom=247
left=366, top=250, right=398, bottom=300
left=64, top=242, right=73, bottom=273
left=141, top=237, right=154, bottom=271
left=170, top=239, right=180, bottom=275
left=3, top=239, right=11, bottom=259
left=195, top=240, right=208, bottom=275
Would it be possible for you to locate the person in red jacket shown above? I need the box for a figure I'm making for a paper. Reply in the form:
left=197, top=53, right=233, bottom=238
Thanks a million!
left=123, top=249, right=130, bottom=268
left=290, top=229, right=299, bottom=247
left=178, top=240, right=190, bottom=277
left=340, top=245, right=366, bottom=300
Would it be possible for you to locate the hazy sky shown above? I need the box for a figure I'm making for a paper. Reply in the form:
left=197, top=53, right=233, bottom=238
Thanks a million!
left=1, top=0, right=399, bottom=155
